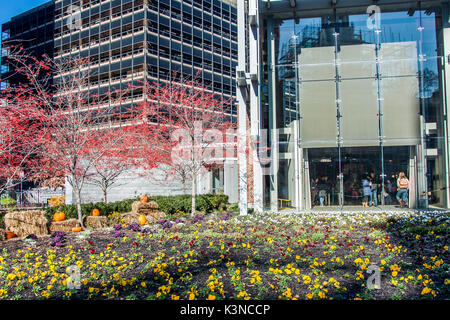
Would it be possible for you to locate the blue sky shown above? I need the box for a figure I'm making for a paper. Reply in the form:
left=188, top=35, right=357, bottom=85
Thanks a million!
left=0, top=0, right=50, bottom=28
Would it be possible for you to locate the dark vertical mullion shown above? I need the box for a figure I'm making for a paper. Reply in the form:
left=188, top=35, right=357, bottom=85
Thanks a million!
left=201, top=0, right=205, bottom=88
left=131, top=0, right=136, bottom=106
left=220, top=0, right=224, bottom=99
left=168, top=1, right=173, bottom=81
left=157, top=0, right=160, bottom=83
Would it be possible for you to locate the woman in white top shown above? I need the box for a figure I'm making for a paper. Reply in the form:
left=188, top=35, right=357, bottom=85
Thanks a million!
left=396, top=172, right=409, bottom=208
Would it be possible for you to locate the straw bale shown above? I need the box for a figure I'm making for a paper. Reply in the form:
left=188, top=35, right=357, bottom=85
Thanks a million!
left=0, top=228, right=5, bottom=241
left=146, top=211, right=167, bottom=224
left=131, top=201, right=159, bottom=214
left=49, top=219, right=79, bottom=233
left=85, top=216, right=108, bottom=230
left=4, top=210, right=49, bottom=237
left=121, top=212, right=141, bottom=225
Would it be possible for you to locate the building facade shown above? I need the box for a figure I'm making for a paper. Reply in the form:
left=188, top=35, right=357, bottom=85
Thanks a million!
left=53, top=0, right=238, bottom=107
left=1, top=1, right=55, bottom=88
left=237, top=0, right=450, bottom=212
left=1, top=0, right=240, bottom=204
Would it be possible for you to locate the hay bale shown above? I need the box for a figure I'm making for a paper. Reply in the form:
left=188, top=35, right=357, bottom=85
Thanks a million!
left=146, top=211, right=167, bottom=224
left=131, top=201, right=159, bottom=214
left=121, top=212, right=141, bottom=225
left=85, top=216, right=108, bottom=230
left=4, top=210, right=49, bottom=237
left=0, top=228, right=5, bottom=241
left=49, top=219, right=79, bottom=233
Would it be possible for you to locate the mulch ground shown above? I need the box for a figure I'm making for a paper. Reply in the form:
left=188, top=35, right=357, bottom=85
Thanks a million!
left=0, top=211, right=448, bottom=300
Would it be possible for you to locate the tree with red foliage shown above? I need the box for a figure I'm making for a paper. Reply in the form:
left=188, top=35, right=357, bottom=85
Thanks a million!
left=84, top=127, right=143, bottom=203
left=5, top=47, right=134, bottom=226
left=132, top=78, right=235, bottom=215
left=0, top=97, right=43, bottom=196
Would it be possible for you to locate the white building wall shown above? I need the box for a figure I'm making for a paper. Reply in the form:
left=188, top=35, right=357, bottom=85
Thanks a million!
left=64, top=164, right=239, bottom=205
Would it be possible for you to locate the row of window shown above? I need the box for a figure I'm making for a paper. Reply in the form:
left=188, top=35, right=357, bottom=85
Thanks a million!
left=55, top=20, right=237, bottom=62
left=56, top=8, right=236, bottom=44
left=57, top=59, right=235, bottom=95
left=56, top=0, right=236, bottom=24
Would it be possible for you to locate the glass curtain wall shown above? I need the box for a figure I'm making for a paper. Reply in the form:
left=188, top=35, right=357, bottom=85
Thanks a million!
left=268, top=3, right=444, bottom=210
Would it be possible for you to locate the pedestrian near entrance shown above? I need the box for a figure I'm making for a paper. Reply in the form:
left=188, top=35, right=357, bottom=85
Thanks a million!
left=362, top=175, right=371, bottom=208
left=396, top=172, right=409, bottom=208
left=317, top=176, right=331, bottom=207
left=368, top=172, right=379, bottom=206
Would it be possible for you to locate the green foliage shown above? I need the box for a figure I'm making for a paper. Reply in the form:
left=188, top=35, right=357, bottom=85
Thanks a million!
left=229, top=203, right=240, bottom=213
left=149, top=194, right=228, bottom=215
left=107, top=211, right=126, bottom=226
left=44, top=194, right=229, bottom=220
left=0, top=211, right=5, bottom=228
left=1, top=196, right=17, bottom=207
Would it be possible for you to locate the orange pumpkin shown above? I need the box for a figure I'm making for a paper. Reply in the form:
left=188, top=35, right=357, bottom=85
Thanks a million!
left=53, top=211, right=66, bottom=222
left=140, top=195, right=149, bottom=203
left=92, top=209, right=100, bottom=216
left=72, top=227, right=82, bottom=232
left=138, top=215, right=147, bottom=226
left=5, top=231, right=15, bottom=240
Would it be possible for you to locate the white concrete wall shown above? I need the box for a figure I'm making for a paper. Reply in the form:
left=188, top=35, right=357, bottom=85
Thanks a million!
left=224, top=162, right=238, bottom=203
left=64, top=164, right=239, bottom=204
left=65, top=167, right=204, bottom=204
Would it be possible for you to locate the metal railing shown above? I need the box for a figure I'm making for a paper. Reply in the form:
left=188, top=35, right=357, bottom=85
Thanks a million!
left=0, top=189, right=64, bottom=208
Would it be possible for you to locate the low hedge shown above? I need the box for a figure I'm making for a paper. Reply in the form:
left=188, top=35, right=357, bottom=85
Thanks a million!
left=45, top=193, right=229, bottom=220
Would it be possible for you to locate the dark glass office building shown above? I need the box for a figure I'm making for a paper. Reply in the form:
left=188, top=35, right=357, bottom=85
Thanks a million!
left=1, top=2, right=55, bottom=88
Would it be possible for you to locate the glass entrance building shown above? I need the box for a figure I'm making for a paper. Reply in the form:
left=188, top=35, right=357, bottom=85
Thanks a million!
left=236, top=0, right=450, bottom=212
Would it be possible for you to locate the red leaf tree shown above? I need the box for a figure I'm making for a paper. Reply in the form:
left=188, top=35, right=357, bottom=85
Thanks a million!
left=84, top=127, right=142, bottom=203
left=132, top=78, right=235, bottom=215
left=5, top=47, right=134, bottom=226
left=0, top=95, right=43, bottom=196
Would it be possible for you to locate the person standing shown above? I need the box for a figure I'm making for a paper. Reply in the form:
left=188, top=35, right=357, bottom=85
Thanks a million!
left=361, top=175, right=371, bottom=208
left=384, top=179, right=393, bottom=205
left=317, top=176, right=331, bottom=207
left=396, top=172, right=409, bottom=208
left=368, top=172, right=379, bottom=206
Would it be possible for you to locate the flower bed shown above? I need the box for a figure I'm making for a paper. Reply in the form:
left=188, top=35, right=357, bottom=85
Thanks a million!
left=0, top=210, right=448, bottom=300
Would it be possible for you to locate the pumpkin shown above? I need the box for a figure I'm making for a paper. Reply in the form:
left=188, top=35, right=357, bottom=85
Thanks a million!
left=138, top=215, right=147, bottom=226
left=53, top=211, right=66, bottom=222
left=72, top=227, right=82, bottom=232
left=140, top=195, right=149, bottom=203
left=5, top=231, right=15, bottom=240
left=92, top=208, right=100, bottom=216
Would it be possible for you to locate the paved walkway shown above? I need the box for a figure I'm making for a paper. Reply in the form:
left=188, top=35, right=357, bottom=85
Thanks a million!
left=278, top=205, right=449, bottom=214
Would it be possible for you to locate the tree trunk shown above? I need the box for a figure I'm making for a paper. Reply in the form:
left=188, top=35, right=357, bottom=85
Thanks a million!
left=73, top=187, right=84, bottom=228
left=191, top=174, right=197, bottom=216
left=102, top=179, right=108, bottom=203
left=182, top=179, right=187, bottom=195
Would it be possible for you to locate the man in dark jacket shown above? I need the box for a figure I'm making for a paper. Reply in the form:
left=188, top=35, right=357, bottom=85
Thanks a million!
left=317, top=176, right=331, bottom=206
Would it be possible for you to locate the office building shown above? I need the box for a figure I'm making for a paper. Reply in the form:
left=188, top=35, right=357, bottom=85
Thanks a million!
left=237, top=0, right=450, bottom=212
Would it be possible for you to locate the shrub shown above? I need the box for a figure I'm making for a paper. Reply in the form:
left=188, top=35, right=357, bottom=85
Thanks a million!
left=1, top=196, right=17, bottom=207
left=44, top=194, right=229, bottom=220
left=0, top=211, right=5, bottom=228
